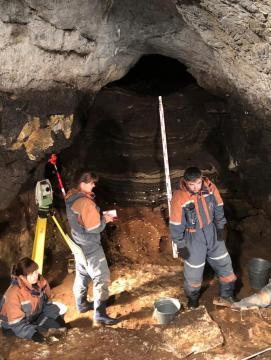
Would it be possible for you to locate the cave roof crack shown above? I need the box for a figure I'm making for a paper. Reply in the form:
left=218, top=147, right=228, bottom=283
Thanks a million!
left=52, top=79, right=76, bottom=89
left=146, top=29, right=183, bottom=41
left=0, top=19, right=29, bottom=25
left=32, top=43, right=91, bottom=57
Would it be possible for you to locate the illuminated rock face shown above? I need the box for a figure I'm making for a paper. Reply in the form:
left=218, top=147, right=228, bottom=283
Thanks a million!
left=0, top=89, right=84, bottom=210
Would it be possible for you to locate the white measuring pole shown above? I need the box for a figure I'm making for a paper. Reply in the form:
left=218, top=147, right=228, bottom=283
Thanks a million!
left=241, top=348, right=271, bottom=360
left=159, top=96, right=178, bottom=258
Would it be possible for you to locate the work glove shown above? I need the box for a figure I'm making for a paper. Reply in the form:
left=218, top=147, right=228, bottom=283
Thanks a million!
left=217, top=227, right=227, bottom=242
left=31, top=331, right=46, bottom=344
left=178, top=247, right=190, bottom=260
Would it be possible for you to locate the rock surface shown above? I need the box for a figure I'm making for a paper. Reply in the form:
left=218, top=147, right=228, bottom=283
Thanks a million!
left=157, top=306, right=224, bottom=358
left=0, top=0, right=271, bottom=119
left=0, top=88, right=88, bottom=209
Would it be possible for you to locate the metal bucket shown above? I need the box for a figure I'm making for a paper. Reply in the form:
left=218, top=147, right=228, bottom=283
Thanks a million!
left=248, top=258, right=271, bottom=290
left=153, top=297, right=180, bottom=325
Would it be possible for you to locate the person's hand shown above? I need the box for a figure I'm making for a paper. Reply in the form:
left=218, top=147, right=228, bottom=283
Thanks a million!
left=178, top=247, right=190, bottom=260
left=32, top=331, right=46, bottom=344
left=104, top=214, right=114, bottom=223
left=217, top=227, right=227, bottom=242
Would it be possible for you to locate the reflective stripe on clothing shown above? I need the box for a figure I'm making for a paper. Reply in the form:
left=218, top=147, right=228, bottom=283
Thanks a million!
left=184, top=260, right=205, bottom=269
left=209, top=252, right=229, bottom=261
left=21, top=301, right=31, bottom=305
left=169, top=221, right=182, bottom=225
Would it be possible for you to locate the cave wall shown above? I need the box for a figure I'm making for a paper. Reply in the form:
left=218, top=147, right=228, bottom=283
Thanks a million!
left=61, top=84, right=227, bottom=204
left=0, top=0, right=271, bottom=209
left=176, top=0, right=271, bottom=119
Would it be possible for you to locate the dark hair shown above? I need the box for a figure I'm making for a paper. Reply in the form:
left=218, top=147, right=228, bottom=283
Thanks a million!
left=12, top=257, right=38, bottom=277
left=72, top=169, right=99, bottom=189
left=184, top=167, right=202, bottom=181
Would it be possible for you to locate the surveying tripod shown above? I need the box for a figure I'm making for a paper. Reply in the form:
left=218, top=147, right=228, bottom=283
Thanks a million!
left=32, top=179, right=87, bottom=274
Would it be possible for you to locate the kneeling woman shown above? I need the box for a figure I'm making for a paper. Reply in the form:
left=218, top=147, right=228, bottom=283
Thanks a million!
left=0, top=257, right=67, bottom=343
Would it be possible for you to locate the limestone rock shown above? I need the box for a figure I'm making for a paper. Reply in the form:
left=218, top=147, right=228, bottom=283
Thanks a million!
left=156, top=306, right=224, bottom=359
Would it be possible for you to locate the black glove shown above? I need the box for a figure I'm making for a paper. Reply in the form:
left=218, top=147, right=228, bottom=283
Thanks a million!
left=32, top=331, right=46, bottom=344
left=217, top=227, right=227, bottom=242
left=178, top=247, right=190, bottom=260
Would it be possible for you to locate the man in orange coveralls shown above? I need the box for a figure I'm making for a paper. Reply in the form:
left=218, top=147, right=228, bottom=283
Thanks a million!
left=170, top=167, right=237, bottom=309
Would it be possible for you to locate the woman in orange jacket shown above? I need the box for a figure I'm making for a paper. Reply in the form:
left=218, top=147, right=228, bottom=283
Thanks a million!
left=0, top=257, right=67, bottom=343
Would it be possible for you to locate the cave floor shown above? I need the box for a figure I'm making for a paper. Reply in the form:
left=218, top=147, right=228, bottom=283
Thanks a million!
left=1, top=206, right=271, bottom=359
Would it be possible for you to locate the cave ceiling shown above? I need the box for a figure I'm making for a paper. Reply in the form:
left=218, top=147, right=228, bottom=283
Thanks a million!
left=0, top=0, right=270, bottom=112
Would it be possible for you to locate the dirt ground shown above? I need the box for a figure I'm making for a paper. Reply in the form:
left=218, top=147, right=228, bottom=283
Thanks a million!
left=1, top=206, right=271, bottom=360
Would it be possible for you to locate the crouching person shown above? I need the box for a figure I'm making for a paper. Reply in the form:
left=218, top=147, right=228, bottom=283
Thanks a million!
left=0, top=257, right=68, bottom=343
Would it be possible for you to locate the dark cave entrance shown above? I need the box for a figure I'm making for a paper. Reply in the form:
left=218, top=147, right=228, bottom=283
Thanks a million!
left=107, top=54, right=196, bottom=96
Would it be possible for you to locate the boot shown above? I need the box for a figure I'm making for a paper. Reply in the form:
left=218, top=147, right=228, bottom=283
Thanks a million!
left=213, top=281, right=238, bottom=307
left=2, top=327, right=15, bottom=337
left=78, top=300, right=94, bottom=313
left=79, top=296, right=115, bottom=313
left=187, top=289, right=200, bottom=310
left=94, top=300, right=118, bottom=325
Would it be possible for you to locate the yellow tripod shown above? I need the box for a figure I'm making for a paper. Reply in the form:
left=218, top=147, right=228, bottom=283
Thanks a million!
left=32, top=216, right=47, bottom=273
left=32, top=180, right=86, bottom=273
